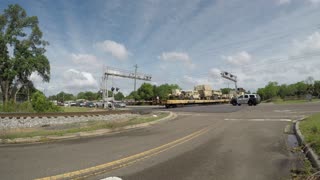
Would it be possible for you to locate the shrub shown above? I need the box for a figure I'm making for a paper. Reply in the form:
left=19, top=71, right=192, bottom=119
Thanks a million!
left=31, top=91, right=62, bottom=112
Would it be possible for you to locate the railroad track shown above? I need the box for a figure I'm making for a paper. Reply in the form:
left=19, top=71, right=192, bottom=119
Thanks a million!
left=0, top=110, right=134, bottom=118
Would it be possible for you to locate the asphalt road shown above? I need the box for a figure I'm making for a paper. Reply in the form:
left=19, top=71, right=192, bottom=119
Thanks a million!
left=1, top=102, right=320, bottom=180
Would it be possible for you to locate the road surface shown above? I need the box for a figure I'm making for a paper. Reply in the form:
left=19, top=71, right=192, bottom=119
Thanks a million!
left=1, top=103, right=319, bottom=180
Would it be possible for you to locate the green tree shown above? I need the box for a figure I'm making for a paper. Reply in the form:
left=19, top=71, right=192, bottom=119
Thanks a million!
left=114, top=92, right=124, bottom=100
left=48, top=95, right=57, bottom=101
left=264, top=82, right=279, bottom=100
left=137, top=83, right=154, bottom=100
left=220, top=88, right=231, bottom=94
left=154, top=84, right=180, bottom=100
left=56, top=91, right=74, bottom=102
left=84, top=91, right=95, bottom=101
left=0, top=4, right=50, bottom=104
left=257, top=88, right=266, bottom=100
left=314, top=81, right=320, bottom=97
left=295, top=81, right=308, bottom=96
left=126, top=91, right=140, bottom=100
left=278, top=84, right=288, bottom=99
left=77, top=92, right=86, bottom=100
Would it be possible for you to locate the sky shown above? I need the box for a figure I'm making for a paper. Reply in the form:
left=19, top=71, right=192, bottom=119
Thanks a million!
left=1, top=0, right=320, bottom=96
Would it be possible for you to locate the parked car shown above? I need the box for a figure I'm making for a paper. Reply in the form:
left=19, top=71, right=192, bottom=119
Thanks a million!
left=79, top=102, right=86, bottom=107
left=114, top=102, right=126, bottom=108
left=85, top=102, right=95, bottom=108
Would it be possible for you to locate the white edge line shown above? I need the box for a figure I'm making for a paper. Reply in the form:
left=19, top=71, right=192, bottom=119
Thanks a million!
left=224, top=119, right=292, bottom=122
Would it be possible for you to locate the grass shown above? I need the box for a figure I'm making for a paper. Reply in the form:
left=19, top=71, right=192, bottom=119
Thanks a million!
left=270, top=99, right=320, bottom=105
left=0, top=112, right=169, bottom=140
left=299, top=112, right=320, bottom=155
left=61, top=106, right=95, bottom=112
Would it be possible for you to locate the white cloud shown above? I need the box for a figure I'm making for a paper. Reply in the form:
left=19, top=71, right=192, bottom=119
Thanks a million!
left=96, top=40, right=129, bottom=60
left=222, top=51, right=252, bottom=66
left=209, top=68, right=222, bottom=79
left=276, top=0, right=291, bottom=5
left=71, top=53, right=99, bottom=65
left=293, top=31, right=320, bottom=53
left=309, top=0, right=320, bottom=4
left=30, top=72, right=43, bottom=83
left=158, top=52, right=195, bottom=68
left=63, top=69, right=98, bottom=91
left=182, top=75, right=212, bottom=87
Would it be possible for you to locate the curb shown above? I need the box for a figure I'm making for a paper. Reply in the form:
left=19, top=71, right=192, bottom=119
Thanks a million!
left=0, top=111, right=176, bottom=145
left=294, top=119, right=320, bottom=170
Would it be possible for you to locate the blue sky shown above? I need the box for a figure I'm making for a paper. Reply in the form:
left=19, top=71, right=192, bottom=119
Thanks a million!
left=1, top=0, right=320, bottom=95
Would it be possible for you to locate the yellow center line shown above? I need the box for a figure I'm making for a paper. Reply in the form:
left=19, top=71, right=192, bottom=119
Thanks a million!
left=35, top=127, right=209, bottom=180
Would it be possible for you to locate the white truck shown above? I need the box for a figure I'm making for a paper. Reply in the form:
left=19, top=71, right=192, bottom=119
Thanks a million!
left=230, top=94, right=261, bottom=106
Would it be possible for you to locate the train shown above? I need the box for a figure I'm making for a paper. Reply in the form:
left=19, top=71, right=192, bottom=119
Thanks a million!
left=162, top=85, right=236, bottom=108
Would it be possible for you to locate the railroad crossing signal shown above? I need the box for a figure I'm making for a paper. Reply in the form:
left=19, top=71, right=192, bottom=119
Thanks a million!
left=220, top=71, right=238, bottom=92
left=102, top=66, right=152, bottom=108
left=220, top=71, right=237, bottom=83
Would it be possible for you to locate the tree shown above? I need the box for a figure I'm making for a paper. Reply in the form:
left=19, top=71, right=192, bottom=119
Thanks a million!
left=295, top=81, right=308, bottom=96
left=286, top=84, right=297, bottom=96
left=220, top=88, right=231, bottom=94
left=56, top=91, right=74, bottom=102
left=83, top=91, right=95, bottom=101
left=127, top=91, right=140, bottom=100
left=154, top=84, right=180, bottom=100
left=314, top=81, right=320, bottom=97
left=0, top=4, right=50, bottom=104
left=114, top=92, right=124, bottom=100
left=278, top=84, right=288, bottom=99
left=137, top=83, right=154, bottom=100
left=257, top=88, right=266, bottom=100
left=264, top=82, right=279, bottom=99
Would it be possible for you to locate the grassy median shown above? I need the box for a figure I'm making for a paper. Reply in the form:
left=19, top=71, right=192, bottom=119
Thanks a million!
left=0, top=112, right=169, bottom=140
left=272, top=99, right=320, bottom=105
left=299, top=112, right=320, bottom=155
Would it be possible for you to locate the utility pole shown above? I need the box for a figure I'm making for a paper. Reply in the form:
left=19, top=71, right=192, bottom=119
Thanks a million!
left=134, top=64, right=138, bottom=92
left=112, top=77, right=115, bottom=101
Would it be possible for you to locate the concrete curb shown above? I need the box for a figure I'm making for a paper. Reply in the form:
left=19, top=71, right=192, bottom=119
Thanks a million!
left=0, top=111, right=176, bottom=145
left=294, top=119, right=320, bottom=170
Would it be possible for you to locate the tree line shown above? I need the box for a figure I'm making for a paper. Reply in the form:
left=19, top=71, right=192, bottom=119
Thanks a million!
left=126, top=83, right=180, bottom=101
left=48, top=91, right=125, bottom=102
left=257, top=77, right=320, bottom=100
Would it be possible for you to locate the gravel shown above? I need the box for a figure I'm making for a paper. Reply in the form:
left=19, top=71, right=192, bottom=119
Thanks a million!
left=0, top=113, right=139, bottom=129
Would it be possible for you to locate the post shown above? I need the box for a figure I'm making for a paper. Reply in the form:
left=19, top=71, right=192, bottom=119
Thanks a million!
left=134, top=64, right=138, bottom=92
left=102, top=75, right=106, bottom=108
left=106, top=75, right=108, bottom=108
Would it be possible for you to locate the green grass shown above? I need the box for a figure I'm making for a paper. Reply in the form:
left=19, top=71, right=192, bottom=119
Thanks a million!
left=272, top=99, right=320, bottom=105
left=299, top=112, right=320, bottom=155
left=61, top=106, right=94, bottom=112
left=0, top=112, right=169, bottom=140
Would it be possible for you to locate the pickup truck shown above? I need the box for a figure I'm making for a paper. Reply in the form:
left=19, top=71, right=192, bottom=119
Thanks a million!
left=230, top=94, right=261, bottom=106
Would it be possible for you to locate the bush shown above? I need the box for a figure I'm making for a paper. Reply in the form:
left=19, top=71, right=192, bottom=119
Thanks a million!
left=0, top=101, right=35, bottom=113
left=31, top=91, right=62, bottom=112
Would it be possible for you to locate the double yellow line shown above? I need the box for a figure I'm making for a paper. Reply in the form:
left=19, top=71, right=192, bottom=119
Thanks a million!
left=35, top=127, right=209, bottom=180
